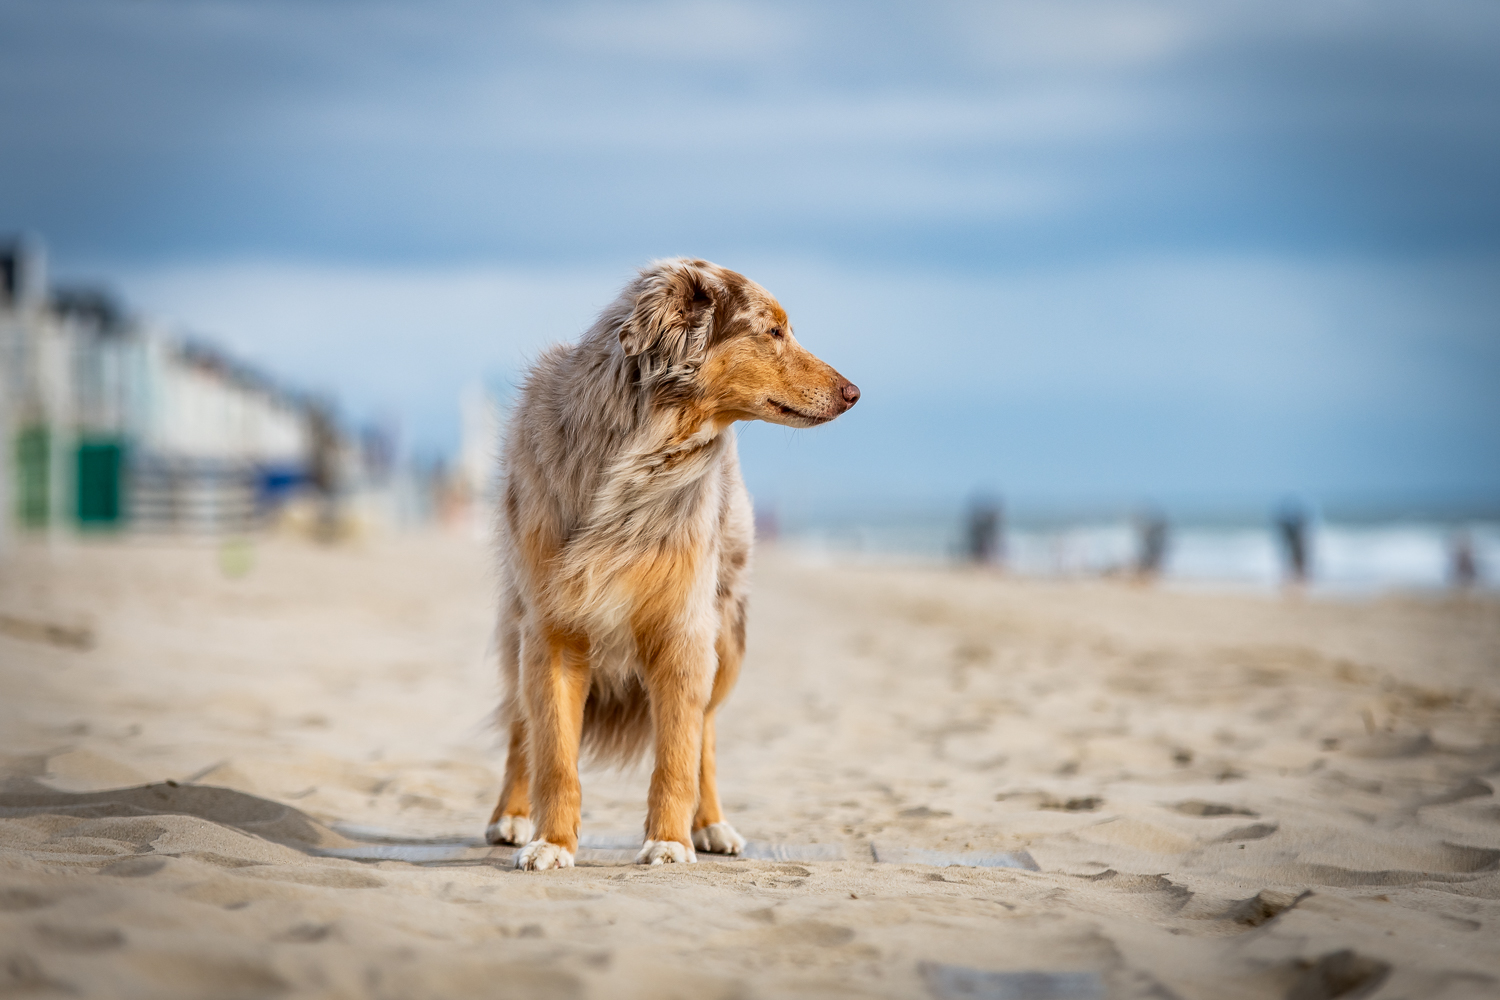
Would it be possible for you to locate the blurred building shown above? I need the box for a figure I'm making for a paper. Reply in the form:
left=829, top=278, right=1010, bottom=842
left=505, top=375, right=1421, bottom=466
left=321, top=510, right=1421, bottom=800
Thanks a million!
left=0, top=237, right=323, bottom=537
left=444, top=381, right=502, bottom=536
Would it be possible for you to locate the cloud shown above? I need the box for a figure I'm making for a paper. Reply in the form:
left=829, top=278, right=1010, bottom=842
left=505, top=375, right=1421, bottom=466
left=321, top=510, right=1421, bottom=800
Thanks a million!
left=526, top=1, right=806, bottom=64
left=948, top=1, right=1198, bottom=71
left=3, top=0, right=1497, bottom=264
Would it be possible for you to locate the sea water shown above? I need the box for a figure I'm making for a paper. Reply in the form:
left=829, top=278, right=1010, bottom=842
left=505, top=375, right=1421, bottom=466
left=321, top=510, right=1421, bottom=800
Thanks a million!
left=778, top=515, right=1500, bottom=594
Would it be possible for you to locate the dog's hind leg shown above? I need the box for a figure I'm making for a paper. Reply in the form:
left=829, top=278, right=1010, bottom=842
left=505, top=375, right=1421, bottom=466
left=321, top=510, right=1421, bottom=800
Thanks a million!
left=514, top=628, right=591, bottom=871
left=693, top=595, right=747, bottom=855
left=486, top=717, right=532, bottom=845
left=487, top=593, right=533, bottom=846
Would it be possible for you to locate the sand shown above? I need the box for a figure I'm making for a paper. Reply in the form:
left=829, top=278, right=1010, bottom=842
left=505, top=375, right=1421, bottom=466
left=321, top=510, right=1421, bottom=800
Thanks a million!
left=1, top=532, right=1497, bottom=1000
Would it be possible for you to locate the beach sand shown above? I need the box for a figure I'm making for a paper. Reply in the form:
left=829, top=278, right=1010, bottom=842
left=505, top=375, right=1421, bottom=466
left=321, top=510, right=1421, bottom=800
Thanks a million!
left=1, top=532, right=1497, bottom=999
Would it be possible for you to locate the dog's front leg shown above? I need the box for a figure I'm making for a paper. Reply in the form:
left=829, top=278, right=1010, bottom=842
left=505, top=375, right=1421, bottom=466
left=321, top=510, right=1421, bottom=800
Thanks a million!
left=514, top=629, right=590, bottom=871
left=636, top=632, right=710, bottom=865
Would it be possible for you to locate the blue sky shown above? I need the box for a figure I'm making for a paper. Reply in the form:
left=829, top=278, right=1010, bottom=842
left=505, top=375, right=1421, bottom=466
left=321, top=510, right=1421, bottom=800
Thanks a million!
left=3, top=0, right=1497, bottom=516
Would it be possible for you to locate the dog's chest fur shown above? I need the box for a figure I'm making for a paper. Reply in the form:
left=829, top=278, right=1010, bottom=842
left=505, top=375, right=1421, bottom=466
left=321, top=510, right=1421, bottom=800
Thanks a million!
left=501, top=330, right=750, bottom=690
left=562, top=421, right=733, bottom=625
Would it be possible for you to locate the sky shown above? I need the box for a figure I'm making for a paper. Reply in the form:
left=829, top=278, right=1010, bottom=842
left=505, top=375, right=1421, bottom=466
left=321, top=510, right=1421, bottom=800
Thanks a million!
left=3, top=0, right=1497, bottom=517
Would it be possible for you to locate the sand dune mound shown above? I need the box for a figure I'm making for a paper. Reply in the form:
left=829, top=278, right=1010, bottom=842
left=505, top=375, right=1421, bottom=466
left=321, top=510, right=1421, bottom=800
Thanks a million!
left=0, top=779, right=353, bottom=851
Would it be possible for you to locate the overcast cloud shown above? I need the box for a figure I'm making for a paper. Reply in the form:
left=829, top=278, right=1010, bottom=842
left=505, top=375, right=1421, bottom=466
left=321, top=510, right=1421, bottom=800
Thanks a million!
left=3, top=0, right=1497, bottom=513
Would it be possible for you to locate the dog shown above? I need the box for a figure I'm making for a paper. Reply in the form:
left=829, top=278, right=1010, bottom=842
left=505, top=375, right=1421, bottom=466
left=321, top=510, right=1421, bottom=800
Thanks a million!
left=484, top=258, right=859, bottom=870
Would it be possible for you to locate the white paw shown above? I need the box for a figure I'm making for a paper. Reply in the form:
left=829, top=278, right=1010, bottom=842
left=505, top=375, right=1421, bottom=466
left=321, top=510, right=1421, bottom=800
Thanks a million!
left=635, top=839, right=697, bottom=865
left=515, top=838, right=574, bottom=871
left=486, top=814, right=534, bottom=846
left=692, top=821, right=746, bottom=856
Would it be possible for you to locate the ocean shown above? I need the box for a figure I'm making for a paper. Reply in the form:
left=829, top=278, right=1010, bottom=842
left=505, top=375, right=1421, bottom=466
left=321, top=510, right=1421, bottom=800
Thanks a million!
left=774, top=513, right=1499, bottom=594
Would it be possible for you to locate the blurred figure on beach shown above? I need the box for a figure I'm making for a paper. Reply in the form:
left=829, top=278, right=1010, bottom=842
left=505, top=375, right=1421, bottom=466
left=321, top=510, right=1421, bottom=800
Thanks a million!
left=307, top=403, right=342, bottom=543
left=1450, top=530, right=1479, bottom=590
left=1274, top=501, right=1311, bottom=587
left=966, top=495, right=1003, bottom=567
left=1133, top=509, right=1169, bottom=583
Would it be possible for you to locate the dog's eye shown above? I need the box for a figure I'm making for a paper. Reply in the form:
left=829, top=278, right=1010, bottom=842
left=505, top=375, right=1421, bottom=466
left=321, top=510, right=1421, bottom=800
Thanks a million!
left=769, top=327, right=783, bottom=339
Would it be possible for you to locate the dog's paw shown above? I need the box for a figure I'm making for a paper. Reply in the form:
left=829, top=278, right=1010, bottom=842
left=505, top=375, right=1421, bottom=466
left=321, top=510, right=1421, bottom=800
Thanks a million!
left=635, top=839, right=697, bottom=865
left=692, top=821, right=746, bottom=856
left=486, top=814, right=534, bottom=846
left=515, top=838, right=574, bottom=871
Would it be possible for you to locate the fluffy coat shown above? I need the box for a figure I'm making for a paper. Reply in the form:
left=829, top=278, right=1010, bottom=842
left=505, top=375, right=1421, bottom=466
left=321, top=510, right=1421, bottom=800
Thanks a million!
left=485, top=258, right=858, bottom=869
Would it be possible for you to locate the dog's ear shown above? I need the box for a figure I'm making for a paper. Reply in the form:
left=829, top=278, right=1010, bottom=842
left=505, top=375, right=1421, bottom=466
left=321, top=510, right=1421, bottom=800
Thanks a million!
left=620, top=260, right=716, bottom=359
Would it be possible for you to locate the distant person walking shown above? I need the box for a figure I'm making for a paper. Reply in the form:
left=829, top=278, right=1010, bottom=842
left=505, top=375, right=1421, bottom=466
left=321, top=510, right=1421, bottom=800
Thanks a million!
left=1134, top=509, right=1169, bottom=581
left=967, top=497, right=1003, bottom=567
left=307, top=403, right=341, bottom=542
left=1450, top=530, right=1479, bottom=590
left=1274, top=502, right=1310, bottom=586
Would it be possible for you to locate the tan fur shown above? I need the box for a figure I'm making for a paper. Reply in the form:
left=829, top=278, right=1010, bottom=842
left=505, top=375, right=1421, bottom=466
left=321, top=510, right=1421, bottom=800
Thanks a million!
left=485, top=258, right=858, bottom=868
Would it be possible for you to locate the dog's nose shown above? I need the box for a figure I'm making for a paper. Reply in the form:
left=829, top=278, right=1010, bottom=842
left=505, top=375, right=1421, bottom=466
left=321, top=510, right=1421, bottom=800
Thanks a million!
left=841, top=382, right=860, bottom=407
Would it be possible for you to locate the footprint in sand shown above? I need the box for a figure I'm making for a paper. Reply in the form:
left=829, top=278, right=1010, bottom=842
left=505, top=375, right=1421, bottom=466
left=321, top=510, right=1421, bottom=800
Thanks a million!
left=96, top=856, right=167, bottom=877
left=1342, top=733, right=1436, bottom=759
left=0, top=888, right=52, bottom=911
left=758, top=919, right=857, bottom=948
left=33, top=924, right=126, bottom=952
left=0, top=953, right=65, bottom=995
left=1291, top=841, right=1500, bottom=887
left=239, top=867, right=385, bottom=889
left=1284, top=949, right=1390, bottom=1000
left=1213, top=822, right=1279, bottom=843
left=1217, top=889, right=1311, bottom=927
left=272, top=922, right=334, bottom=943
left=1438, top=913, right=1481, bottom=932
left=1169, top=800, right=1257, bottom=817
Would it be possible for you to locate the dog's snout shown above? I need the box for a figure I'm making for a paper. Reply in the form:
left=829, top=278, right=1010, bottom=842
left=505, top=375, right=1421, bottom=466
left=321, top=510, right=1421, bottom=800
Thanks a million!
left=841, top=382, right=860, bottom=407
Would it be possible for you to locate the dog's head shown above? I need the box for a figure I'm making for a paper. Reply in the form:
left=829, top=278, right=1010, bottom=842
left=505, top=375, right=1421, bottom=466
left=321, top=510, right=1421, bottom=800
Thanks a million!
left=620, top=258, right=859, bottom=429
